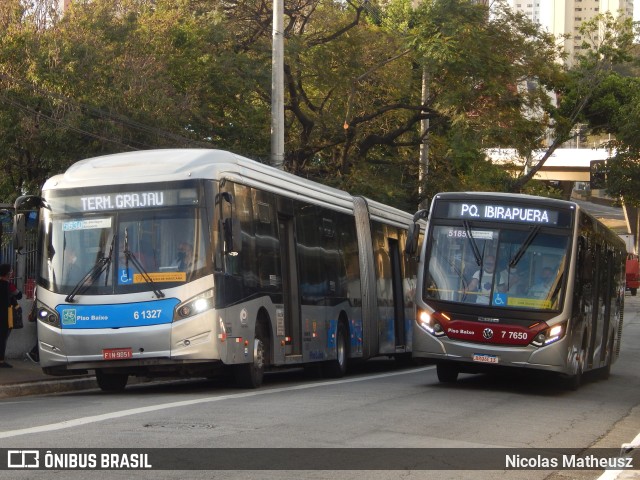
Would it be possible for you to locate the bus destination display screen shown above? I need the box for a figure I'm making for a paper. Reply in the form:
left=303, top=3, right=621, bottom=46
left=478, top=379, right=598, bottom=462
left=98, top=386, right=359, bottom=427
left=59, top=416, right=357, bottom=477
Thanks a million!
left=45, top=188, right=200, bottom=213
left=435, top=200, right=572, bottom=227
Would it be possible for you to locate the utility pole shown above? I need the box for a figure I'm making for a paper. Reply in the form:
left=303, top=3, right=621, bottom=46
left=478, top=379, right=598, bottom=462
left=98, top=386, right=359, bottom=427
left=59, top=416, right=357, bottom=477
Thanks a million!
left=418, top=67, right=429, bottom=209
left=271, top=0, right=285, bottom=170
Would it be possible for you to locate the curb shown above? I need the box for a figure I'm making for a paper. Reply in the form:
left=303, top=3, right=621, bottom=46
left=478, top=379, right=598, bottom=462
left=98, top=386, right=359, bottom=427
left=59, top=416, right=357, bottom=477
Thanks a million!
left=0, top=376, right=98, bottom=399
left=0, top=375, right=181, bottom=399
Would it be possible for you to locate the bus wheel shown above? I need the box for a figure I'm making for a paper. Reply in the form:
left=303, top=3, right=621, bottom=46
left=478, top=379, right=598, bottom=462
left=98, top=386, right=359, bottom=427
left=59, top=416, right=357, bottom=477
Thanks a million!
left=235, top=326, right=268, bottom=389
left=631, top=288, right=637, bottom=296
left=323, top=322, right=348, bottom=378
left=95, top=370, right=128, bottom=392
left=436, top=362, right=458, bottom=383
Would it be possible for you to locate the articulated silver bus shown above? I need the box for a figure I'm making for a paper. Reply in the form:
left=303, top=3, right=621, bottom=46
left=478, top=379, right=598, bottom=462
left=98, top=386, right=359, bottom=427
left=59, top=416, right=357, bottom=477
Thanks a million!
left=405, top=192, right=626, bottom=388
left=17, top=149, right=419, bottom=391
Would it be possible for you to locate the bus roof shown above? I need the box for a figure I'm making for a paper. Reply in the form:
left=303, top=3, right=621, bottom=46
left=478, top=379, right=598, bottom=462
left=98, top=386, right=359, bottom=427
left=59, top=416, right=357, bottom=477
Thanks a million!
left=44, top=149, right=352, bottom=204
left=43, top=149, right=412, bottom=219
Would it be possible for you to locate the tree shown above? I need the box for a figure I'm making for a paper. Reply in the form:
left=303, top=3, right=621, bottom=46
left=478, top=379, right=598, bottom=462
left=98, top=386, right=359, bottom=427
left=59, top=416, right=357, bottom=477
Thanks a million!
left=407, top=0, right=565, bottom=200
left=508, top=11, right=637, bottom=192
left=1, top=0, right=627, bottom=211
left=595, top=78, right=640, bottom=206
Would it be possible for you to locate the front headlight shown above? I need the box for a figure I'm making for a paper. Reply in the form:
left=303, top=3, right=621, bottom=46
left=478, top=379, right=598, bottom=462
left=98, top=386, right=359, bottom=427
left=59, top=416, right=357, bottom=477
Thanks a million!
left=173, top=289, right=214, bottom=321
left=38, top=304, right=60, bottom=328
left=530, top=322, right=566, bottom=347
left=416, top=309, right=446, bottom=337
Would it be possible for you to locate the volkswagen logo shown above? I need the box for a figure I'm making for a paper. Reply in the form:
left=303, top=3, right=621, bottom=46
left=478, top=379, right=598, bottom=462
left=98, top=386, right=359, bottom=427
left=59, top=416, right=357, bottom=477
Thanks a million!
left=483, top=328, right=494, bottom=340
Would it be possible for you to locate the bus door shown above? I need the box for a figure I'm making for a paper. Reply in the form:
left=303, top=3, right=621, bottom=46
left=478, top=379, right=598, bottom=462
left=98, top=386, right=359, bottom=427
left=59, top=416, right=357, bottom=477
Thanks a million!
left=598, top=249, right=614, bottom=366
left=388, top=238, right=406, bottom=349
left=588, top=243, right=602, bottom=368
left=278, top=215, right=301, bottom=356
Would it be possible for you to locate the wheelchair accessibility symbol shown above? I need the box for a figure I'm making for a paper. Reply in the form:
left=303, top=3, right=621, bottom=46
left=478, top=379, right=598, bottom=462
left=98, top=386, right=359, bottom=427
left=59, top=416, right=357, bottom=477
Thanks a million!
left=119, top=268, right=133, bottom=284
left=493, top=293, right=507, bottom=306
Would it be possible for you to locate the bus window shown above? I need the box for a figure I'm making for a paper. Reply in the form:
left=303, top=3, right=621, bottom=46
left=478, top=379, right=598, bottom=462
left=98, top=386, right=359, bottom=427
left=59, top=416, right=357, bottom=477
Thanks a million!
left=425, top=225, right=569, bottom=311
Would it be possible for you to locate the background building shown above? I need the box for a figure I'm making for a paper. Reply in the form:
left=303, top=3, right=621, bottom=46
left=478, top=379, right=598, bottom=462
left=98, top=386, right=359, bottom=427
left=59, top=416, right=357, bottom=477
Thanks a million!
left=509, top=0, right=634, bottom=65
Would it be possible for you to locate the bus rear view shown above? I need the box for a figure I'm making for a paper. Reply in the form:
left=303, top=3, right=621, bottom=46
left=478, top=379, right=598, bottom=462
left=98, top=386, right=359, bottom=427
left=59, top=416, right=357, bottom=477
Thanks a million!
left=410, top=192, right=625, bottom=389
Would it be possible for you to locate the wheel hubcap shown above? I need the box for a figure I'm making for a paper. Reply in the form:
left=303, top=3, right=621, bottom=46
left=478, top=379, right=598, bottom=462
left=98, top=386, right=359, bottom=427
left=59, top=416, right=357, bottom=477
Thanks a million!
left=254, top=338, right=264, bottom=370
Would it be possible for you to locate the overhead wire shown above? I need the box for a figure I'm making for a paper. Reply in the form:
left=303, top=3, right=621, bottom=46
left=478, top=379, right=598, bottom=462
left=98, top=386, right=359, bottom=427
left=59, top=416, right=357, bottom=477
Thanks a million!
left=0, top=71, right=212, bottom=150
left=0, top=92, right=146, bottom=151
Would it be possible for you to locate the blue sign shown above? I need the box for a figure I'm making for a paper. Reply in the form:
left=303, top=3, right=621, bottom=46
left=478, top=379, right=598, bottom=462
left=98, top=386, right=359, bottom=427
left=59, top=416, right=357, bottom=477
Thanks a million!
left=493, top=293, right=507, bottom=307
left=119, top=268, right=134, bottom=285
left=57, top=298, right=180, bottom=329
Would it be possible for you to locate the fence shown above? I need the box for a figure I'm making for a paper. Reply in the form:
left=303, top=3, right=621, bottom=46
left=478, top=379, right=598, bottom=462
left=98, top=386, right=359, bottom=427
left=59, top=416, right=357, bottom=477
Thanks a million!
left=1, top=228, right=38, bottom=299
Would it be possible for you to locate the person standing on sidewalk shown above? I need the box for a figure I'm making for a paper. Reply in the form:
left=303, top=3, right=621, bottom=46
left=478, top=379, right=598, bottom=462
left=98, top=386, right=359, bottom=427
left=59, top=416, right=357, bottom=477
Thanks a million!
left=0, top=263, right=16, bottom=368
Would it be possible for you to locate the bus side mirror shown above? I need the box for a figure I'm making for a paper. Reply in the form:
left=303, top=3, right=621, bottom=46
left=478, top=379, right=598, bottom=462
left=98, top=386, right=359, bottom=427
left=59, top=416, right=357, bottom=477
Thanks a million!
left=223, top=218, right=242, bottom=256
left=412, top=209, right=429, bottom=223
left=405, top=209, right=428, bottom=256
left=405, top=223, right=420, bottom=256
left=13, top=213, right=26, bottom=254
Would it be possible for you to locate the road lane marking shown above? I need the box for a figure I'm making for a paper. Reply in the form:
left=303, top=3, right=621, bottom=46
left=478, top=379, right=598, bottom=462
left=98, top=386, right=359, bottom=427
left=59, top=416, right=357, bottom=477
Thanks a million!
left=0, top=366, right=434, bottom=439
left=596, top=430, right=640, bottom=480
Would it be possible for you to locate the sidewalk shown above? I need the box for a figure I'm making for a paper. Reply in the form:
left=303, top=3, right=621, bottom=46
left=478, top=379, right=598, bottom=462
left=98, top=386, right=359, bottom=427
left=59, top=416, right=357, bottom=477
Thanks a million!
left=0, top=357, right=97, bottom=398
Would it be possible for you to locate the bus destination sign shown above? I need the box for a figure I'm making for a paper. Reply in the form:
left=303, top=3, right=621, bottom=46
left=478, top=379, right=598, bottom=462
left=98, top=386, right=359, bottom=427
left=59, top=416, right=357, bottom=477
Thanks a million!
left=81, top=192, right=164, bottom=211
left=46, top=188, right=199, bottom=213
left=447, top=202, right=560, bottom=225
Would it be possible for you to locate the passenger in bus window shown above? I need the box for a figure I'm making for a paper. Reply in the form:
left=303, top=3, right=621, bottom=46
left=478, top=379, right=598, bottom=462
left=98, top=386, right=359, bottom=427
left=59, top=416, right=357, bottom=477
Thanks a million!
left=136, top=244, right=157, bottom=271
left=63, top=248, right=80, bottom=283
left=467, top=255, right=505, bottom=304
left=503, top=267, right=526, bottom=296
left=529, top=267, right=554, bottom=299
left=173, top=242, right=194, bottom=271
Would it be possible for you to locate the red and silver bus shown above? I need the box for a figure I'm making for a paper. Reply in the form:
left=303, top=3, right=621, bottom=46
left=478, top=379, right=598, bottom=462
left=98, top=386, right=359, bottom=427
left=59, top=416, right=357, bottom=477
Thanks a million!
left=406, top=192, right=626, bottom=388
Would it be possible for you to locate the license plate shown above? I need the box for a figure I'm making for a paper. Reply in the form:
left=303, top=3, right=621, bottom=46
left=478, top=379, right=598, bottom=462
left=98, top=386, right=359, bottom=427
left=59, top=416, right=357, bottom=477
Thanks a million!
left=473, top=353, right=499, bottom=364
left=102, top=348, right=133, bottom=360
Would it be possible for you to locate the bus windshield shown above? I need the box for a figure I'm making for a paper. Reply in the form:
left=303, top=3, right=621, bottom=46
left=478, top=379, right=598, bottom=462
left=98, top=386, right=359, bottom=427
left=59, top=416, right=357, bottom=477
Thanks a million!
left=423, top=224, right=570, bottom=311
left=39, top=188, right=210, bottom=296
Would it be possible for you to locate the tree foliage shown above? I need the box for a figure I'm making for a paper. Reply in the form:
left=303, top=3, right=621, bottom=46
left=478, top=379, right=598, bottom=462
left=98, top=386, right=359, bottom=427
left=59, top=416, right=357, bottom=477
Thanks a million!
left=0, top=0, right=637, bottom=211
left=509, top=11, right=638, bottom=192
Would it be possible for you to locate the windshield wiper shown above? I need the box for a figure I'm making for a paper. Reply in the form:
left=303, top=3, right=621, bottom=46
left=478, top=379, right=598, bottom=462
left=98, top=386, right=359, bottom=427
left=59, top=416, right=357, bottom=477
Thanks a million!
left=123, top=228, right=165, bottom=299
left=463, top=220, right=483, bottom=267
left=508, top=225, right=541, bottom=269
left=65, top=235, right=116, bottom=303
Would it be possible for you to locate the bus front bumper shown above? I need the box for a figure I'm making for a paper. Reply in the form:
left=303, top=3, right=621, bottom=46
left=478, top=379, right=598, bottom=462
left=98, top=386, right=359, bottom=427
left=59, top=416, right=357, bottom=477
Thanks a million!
left=37, top=315, right=223, bottom=375
left=412, top=330, right=571, bottom=374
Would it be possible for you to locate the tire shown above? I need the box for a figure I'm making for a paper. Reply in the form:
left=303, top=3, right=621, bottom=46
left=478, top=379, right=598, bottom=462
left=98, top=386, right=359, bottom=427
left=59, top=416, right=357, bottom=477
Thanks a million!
left=631, top=288, right=637, bottom=296
left=323, top=322, right=348, bottom=378
left=235, top=325, right=268, bottom=389
left=436, top=362, right=459, bottom=383
left=95, top=370, right=128, bottom=392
